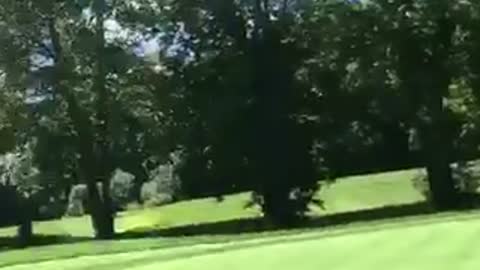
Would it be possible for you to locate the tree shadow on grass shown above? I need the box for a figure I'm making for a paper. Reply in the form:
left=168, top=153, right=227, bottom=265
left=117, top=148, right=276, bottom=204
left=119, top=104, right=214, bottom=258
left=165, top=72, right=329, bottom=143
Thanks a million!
left=0, top=234, right=91, bottom=251
left=2, top=201, right=473, bottom=251
left=119, top=202, right=439, bottom=239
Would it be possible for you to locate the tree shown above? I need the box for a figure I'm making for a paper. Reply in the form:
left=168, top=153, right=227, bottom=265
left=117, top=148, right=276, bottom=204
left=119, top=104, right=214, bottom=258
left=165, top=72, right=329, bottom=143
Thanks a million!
left=155, top=0, right=322, bottom=225
left=0, top=0, right=173, bottom=238
left=393, top=0, right=460, bottom=209
left=331, top=0, right=480, bottom=209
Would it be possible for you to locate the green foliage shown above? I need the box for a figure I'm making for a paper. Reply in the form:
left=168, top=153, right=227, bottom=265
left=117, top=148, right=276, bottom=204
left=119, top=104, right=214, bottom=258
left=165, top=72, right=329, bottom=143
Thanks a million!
left=0, top=143, right=58, bottom=244
left=110, top=169, right=136, bottom=210
left=0, top=144, right=48, bottom=204
left=37, top=199, right=67, bottom=221
left=0, top=0, right=177, bottom=238
left=66, top=184, right=88, bottom=217
left=66, top=170, right=137, bottom=217
left=140, top=163, right=180, bottom=207
left=162, top=0, right=327, bottom=224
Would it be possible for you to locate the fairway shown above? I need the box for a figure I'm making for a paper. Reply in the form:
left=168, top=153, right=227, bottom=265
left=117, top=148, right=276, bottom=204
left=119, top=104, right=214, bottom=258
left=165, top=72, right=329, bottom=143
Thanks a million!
left=2, top=212, right=480, bottom=270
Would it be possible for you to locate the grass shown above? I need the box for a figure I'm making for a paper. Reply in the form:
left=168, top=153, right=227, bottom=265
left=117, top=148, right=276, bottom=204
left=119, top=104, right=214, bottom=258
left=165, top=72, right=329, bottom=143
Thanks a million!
left=0, top=168, right=429, bottom=264
left=315, top=169, right=423, bottom=213
left=0, top=168, right=425, bottom=238
left=2, top=210, right=480, bottom=269
left=148, top=215, right=480, bottom=270
left=2, top=167, right=480, bottom=269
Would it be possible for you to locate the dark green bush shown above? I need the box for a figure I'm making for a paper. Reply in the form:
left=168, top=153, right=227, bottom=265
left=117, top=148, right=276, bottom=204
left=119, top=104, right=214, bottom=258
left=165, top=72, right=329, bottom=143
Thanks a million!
left=65, top=184, right=88, bottom=217
left=110, top=169, right=135, bottom=211
left=140, top=164, right=180, bottom=207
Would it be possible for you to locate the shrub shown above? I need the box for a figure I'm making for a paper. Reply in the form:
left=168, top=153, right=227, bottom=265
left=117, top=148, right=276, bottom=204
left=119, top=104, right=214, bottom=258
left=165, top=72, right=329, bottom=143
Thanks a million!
left=110, top=169, right=135, bottom=211
left=150, top=164, right=180, bottom=197
left=65, top=169, right=137, bottom=216
left=140, top=180, right=158, bottom=204
left=140, top=181, right=175, bottom=207
left=139, top=163, right=180, bottom=207
left=65, top=184, right=87, bottom=217
left=37, top=198, right=66, bottom=220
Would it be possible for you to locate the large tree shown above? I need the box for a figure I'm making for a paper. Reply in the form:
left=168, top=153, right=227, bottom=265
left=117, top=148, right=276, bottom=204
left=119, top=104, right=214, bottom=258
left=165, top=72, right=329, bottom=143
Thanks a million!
left=335, top=0, right=480, bottom=209
left=0, top=0, right=172, bottom=238
left=153, top=0, right=322, bottom=225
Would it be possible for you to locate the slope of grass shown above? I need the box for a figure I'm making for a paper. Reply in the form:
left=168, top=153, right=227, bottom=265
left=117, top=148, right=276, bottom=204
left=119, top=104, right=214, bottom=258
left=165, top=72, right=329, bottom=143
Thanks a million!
left=0, top=168, right=425, bottom=238
left=315, top=169, right=423, bottom=214
left=146, top=215, right=480, bottom=270
left=2, top=210, right=480, bottom=270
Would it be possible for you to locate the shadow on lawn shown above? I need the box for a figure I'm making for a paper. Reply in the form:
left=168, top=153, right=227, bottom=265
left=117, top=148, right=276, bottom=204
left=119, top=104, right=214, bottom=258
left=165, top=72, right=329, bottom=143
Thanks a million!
left=0, top=202, right=454, bottom=251
left=120, top=202, right=436, bottom=238
left=0, top=234, right=91, bottom=251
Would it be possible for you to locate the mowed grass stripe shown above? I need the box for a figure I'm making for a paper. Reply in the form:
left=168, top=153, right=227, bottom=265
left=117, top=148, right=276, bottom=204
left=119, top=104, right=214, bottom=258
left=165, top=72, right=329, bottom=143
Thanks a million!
left=4, top=215, right=480, bottom=270
left=341, top=222, right=456, bottom=270
left=129, top=218, right=480, bottom=270
left=2, top=209, right=480, bottom=269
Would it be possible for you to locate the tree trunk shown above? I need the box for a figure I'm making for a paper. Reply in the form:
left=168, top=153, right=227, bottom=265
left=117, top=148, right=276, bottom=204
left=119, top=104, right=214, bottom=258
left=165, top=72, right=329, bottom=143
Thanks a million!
left=422, top=62, right=459, bottom=209
left=89, top=210, right=114, bottom=239
left=88, top=0, right=115, bottom=239
left=422, top=14, right=461, bottom=210
left=48, top=11, right=115, bottom=239
left=420, top=89, right=461, bottom=210
left=397, top=6, right=461, bottom=210
left=17, top=219, right=32, bottom=247
left=86, top=181, right=115, bottom=239
left=261, top=187, right=295, bottom=226
left=423, top=126, right=459, bottom=210
left=16, top=198, right=33, bottom=247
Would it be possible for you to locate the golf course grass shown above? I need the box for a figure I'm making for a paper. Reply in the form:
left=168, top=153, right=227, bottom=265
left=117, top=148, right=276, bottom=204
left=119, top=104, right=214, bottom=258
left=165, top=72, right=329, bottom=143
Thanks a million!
left=147, top=216, right=480, bottom=270
left=4, top=167, right=479, bottom=269
left=0, top=168, right=424, bottom=238
left=2, top=210, right=480, bottom=270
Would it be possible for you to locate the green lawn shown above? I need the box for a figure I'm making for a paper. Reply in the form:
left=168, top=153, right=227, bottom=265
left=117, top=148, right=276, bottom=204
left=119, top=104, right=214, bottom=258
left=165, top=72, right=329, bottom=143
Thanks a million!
left=2, top=167, right=480, bottom=269
left=2, top=211, right=480, bottom=270
left=0, top=168, right=425, bottom=238
left=148, top=214, right=480, bottom=270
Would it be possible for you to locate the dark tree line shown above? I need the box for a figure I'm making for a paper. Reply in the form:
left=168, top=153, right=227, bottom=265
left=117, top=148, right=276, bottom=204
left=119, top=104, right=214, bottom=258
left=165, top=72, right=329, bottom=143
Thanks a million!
left=2, top=0, right=480, bottom=242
